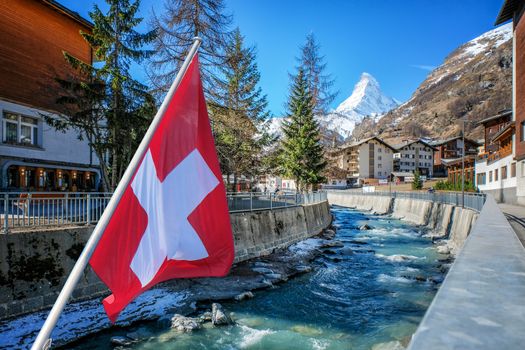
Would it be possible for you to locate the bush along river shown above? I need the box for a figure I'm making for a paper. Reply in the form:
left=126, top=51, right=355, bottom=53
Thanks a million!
left=60, top=205, right=449, bottom=350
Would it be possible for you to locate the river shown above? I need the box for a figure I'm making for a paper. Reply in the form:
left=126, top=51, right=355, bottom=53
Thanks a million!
left=65, top=205, right=446, bottom=350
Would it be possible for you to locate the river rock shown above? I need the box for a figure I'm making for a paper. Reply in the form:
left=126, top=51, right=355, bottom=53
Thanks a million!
left=340, top=247, right=354, bottom=255
left=199, top=311, right=213, bottom=323
left=110, top=336, right=134, bottom=346
left=436, top=245, right=450, bottom=254
left=321, top=240, right=344, bottom=248
left=359, top=224, right=373, bottom=230
left=171, top=314, right=202, bottom=332
left=294, top=265, right=312, bottom=273
left=349, top=240, right=368, bottom=245
left=212, top=303, right=234, bottom=326
left=234, top=291, right=254, bottom=301
left=252, top=267, right=274, bottom=274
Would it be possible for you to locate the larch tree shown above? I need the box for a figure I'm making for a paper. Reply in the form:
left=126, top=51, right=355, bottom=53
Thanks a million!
left=148, top=0, right=232, bottom=96
left=209, top=28, right=272, bottom=191
left=46, top=0, right=156, bottom=191
left=280, top=68, right=327, bottom=191
left=296, top=33, right=337, bottom=115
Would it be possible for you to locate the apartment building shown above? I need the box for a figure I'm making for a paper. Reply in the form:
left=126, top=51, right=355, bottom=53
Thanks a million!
left=392, top=139, right=435, bottom=177
left=0, top=0, right=101, bottom=191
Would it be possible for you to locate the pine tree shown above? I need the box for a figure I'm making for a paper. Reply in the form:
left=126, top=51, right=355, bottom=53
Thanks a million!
left=412, top=170, right=423, bottom=190
left=148, top=0, right=232, bottom=96
left=46, top=0, right=156, bottom=191
left=296, top=33, right=337, bottom=115
left=281, top=69, right=327, bottom=191
left=209, top=28, right=272, bottom=191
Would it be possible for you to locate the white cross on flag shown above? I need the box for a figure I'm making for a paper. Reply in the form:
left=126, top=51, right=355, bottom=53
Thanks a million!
left=90, top=55, right=234, bottom=323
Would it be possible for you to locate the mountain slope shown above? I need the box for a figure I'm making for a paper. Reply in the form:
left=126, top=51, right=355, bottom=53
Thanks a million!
left=352, top=23, right=513, bottom=141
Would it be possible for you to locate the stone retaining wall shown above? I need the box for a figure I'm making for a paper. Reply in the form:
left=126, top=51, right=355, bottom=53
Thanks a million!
left=327, top=192, right=478, bottom=253
left=0, top=201, right=331, bottom=320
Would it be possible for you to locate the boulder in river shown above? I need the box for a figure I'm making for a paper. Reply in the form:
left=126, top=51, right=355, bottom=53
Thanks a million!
left=110, top=336, right=134, bottom=346
left=436, top=245, right=450, bottom=254
left=171, top=314, right=202, bottom=332
left=340, top=247, right=354, bottom=255
left=234, top=291, right=254, bottom=301
left=359, top=224, right=373, bottom=230
left=212, top=303, right=234, bottom=326
left=321, top=240, right=344, bottom=248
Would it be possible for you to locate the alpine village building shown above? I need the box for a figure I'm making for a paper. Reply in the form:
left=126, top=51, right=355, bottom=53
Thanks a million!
left=0, top=0, right=101, bottom=191
left=494, top=0, right=525, bottom=205
left=392, top=139, right=435, bottom=177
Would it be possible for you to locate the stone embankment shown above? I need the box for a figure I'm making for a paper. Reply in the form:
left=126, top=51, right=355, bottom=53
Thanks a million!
left=327, top=192, right=478, bottom=254
left=0, top=200, right=331, bottom=321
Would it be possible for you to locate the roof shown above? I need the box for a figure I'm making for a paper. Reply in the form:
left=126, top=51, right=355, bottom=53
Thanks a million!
left=441, top=155, right=476, bottom=167
left=391, top=172, right=414, bottom=177
left=429, top=136, right=481, bottom=147
left=495, top=0, right=521, bottom=25
left=492, top=122, right=515, bottom=143
left=392, top=139, right=437, bottom=151
left=41, top=0, right=93, bottom=29
left=344, top=136, right=396, bottom=151
left=477, top=109, right=512, bottom=126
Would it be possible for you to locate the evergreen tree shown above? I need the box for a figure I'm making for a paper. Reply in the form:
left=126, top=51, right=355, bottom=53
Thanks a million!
left=209, top=28, right=272, bottom=191
left=412, top=170, right=423, bottom=190
left=281, top=69, right=327, bottom=191
left=148, top=0, right=232, bottom=96
left=296, top=33, right=337, bottom=115
left=46, top=0, right=156, bottom=191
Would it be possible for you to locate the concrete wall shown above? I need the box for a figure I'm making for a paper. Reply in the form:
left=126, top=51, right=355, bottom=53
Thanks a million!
left=327, top=192, right=478, bottom=253
left=0, top=201, right=331, bottom=320
left=408, top=196, right=525, bottom=350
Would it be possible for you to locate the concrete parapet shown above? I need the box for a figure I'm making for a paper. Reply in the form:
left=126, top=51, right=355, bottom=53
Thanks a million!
left=408, top=195, right=525, bottom=349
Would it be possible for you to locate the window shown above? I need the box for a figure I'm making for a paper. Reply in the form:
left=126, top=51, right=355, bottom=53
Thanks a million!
left=501, top=166, right=507, bottom=180
left=489, top=171, right=493, bottom=182
left=378, top=163, right=382, bottom=169
left=477, top=172, right=486, bottom=185
left=511, top=162, right=516, bottom=177
left=378, top=156, right=382, bottom=160
left=521, top=121, right=525, bottom=142
left=378, top=148, right=382, bottom=153
left=495, top=169, right=499, bottom=181
left=2, top=112, right=39, bottom=146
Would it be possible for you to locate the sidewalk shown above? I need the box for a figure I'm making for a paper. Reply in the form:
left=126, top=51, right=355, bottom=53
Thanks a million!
left=498, top=203, right=525, bottom=247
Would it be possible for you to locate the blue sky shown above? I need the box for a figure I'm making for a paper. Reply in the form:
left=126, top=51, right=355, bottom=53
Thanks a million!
left=64, top=0, right=506, bottom=116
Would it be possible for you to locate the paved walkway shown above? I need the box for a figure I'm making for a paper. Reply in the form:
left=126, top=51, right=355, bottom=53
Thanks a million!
left=408, top=196, right=525, bottom=350
left=498, top=203, right=525, bottom=247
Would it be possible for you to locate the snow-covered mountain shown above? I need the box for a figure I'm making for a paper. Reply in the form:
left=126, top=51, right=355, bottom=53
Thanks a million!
left=317, top=72, right=399, bottom=139
left=268, top=72, right=399, bottom=142
left=352, top=23, right=513, bottom=141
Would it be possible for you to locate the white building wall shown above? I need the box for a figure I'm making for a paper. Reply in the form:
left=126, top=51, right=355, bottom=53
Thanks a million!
left=475, top=154, right=517, bottom=192
left=517, top=160, right=525, bottom=205
left=358, top=143, right=369, bottom=179
left=373, top=141, right=393, bottom=179
left=395, top=142, right=434, bottom=176
left=0, top=99, right=100, bottom=166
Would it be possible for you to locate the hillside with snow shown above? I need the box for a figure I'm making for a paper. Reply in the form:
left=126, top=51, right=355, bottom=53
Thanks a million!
left=353, top=23, right=513, bottom=141
left=269, top=72, right=399, bottom=142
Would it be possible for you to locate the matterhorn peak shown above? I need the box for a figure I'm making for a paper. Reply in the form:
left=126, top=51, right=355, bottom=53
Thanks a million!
left=335, top=72, right=397, bottom=117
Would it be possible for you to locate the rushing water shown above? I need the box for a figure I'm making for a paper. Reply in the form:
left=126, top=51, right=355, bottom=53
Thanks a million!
left=68, top=206, right=445, bottom=350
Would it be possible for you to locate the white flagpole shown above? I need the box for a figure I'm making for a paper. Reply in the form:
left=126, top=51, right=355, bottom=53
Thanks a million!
left=31, top=37, right=202, bottom=350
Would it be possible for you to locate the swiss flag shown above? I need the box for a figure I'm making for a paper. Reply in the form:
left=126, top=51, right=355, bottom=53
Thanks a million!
left=89, top=54, right=234, bottom=323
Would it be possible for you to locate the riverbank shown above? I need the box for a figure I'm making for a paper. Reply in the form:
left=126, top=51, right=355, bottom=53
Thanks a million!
left=62, top=207, right=446, bottom=350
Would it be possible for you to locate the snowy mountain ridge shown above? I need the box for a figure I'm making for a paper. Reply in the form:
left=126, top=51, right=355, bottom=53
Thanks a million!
left=268, top=72, right=399, bottom=142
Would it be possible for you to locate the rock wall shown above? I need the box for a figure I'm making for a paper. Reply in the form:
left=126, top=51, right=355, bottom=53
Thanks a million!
left=327, top=192, right=478, bottom=252
left=0, top=201, right=331, bottom=321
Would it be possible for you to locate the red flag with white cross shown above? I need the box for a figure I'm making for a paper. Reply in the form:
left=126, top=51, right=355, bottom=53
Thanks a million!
left=89, top=54, right=234, bottom=323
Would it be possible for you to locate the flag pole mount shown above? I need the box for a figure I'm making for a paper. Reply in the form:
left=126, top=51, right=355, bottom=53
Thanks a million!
left=31, top=37, right=203, bottom=350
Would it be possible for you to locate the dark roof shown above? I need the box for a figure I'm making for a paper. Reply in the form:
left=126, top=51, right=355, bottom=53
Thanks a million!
left=477, top=109, right=512, bottom=125
left=392, top=139, right=437, bottom=151
left=441, top=155, right=477, bottom=167
left=345, top=136, right=396, bottom=151
left=429, top=136, right=481, bottom=147
left=41, top=0, right=93, bottom=28
left=495, top=0, right=521, bottom=25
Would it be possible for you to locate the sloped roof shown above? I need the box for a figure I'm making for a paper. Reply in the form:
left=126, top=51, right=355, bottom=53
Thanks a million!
left=344, top=136, right=396, bottom=151
left=41, top=0, right=93, bottom=28
left=429, top=136, right=481, bottom=147
left=495, top=0, right=520, bottom=25
left=392, top=139, right=437, bottom=151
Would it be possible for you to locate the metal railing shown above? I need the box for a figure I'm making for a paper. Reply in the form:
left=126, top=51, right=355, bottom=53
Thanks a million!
left=0, top=191, right=328, bottom=233
left=328, top=189, right=486, bottom=212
